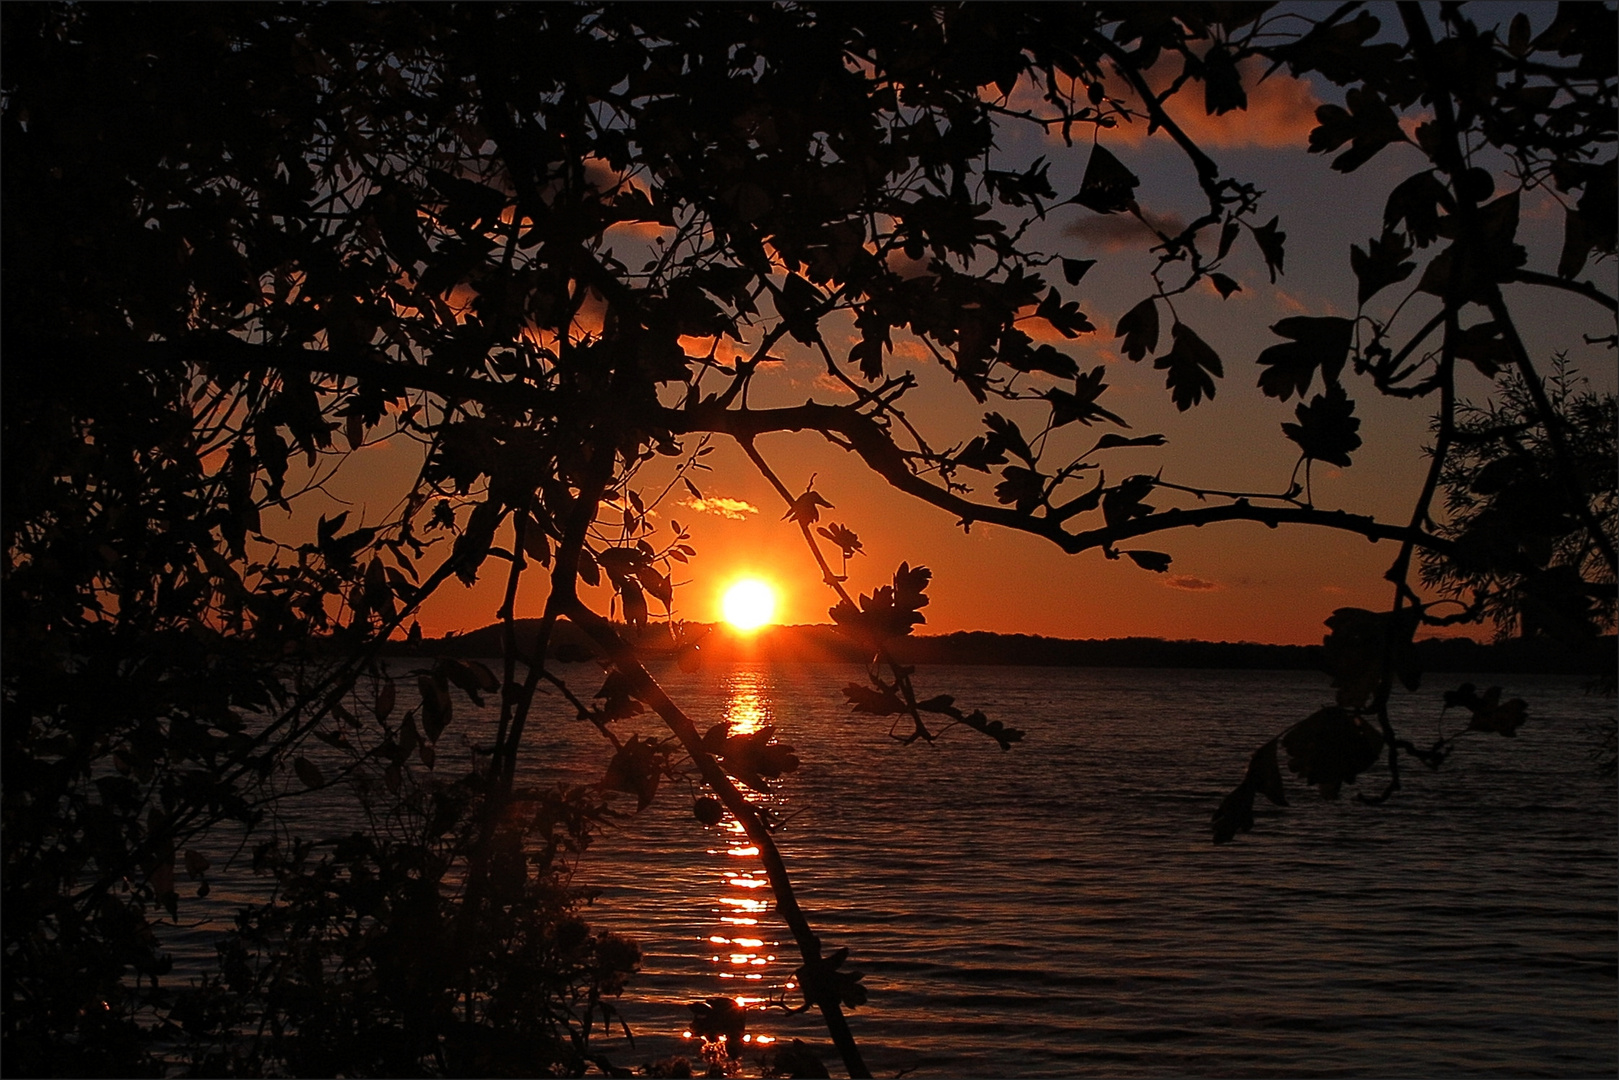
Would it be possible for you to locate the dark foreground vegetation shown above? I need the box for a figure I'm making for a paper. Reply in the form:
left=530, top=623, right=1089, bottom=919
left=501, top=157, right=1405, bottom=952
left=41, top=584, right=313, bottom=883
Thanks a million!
left=4, top=3, right=1612, bottom=1076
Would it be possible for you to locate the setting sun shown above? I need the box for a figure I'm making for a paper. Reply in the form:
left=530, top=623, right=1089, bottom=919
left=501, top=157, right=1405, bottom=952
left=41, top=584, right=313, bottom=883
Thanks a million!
left=721, top=579, right=777, bottom=631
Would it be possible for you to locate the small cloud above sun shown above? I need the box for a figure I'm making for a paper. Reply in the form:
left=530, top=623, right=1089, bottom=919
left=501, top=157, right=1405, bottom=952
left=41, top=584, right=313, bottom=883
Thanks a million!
left=721, top=579, right=777, bottom=631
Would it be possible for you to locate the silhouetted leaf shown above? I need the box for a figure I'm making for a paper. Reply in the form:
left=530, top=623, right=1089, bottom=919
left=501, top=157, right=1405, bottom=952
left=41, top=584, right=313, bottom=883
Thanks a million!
left=796, top=947, right=866, bottom=1011
left=994, top=466, right=1046, bottom=513
left=602, top=735, right=665, bottom=810
left=783, top=489, right=834, bottom=526
left=1073, top=144, right=1139, bottom=214
left=635, top=563, right=673, bottom=605
left=958, top=709, right=1024, bottom=750
left=1443, top=683, right=1529, bottom=737
left=1115, top=297, right=1159, bottom=361
left=953, top=436, right=1004, bottom=472
left=1309, top=87, right=1404, bottom=172
left=1256, top=316, right=1354, bottom=401
left=817, top=523, right=864, bottom=559
left=777, top=273, right=825, bottom=344
left=1155, top=323, right=1223, bottom=410
left=521, top=517, right=553, bottom=566
left=842, top=683, right=907, bottom=715
left=1418, top=193, right=1525, bottom=301
left=620, top=580, right=648, bottom=629
left=438, top=658, right=499, bottom=705
left=1282, top=384, right=1362, bottom=467
left=1281, top=706, right=1384, bottom=798
left=1383, top=170, right=1452, bottom=248
left=1351, top=232, right=1416, bottom=305
left=1211, top=780, right=1255, bottom=843
left=1124, top=550, right=1172, bottom=572
left=1508, top=10, right=1532, bottom=55
left=1061, top=257, right=1096, bottom=285
left=451, top=501, right=499, bottom=585
left=374, top=679, right=396, bottom=722
left=1209, top=272, right=1241, bottom=299
left=1252, top=217, right=1287, bottom=282
left=576, top=547, right=601, bottom=587
left=1247, top=738, right=1288, bottom=807
left=1451, top=321, right=1512, bottom=377
left=715, top=726, right=800, bottom=793
left=1004, top=340, right=1081, bottom=379
left=1320, top=606, right=1419, bottom=710
left=1559, top=205, right=1597, bottom=279
left=1102, top=474, right=1156, bottom=530
left=1045, top=366, right=1127, bottom=428
left=1200, top=42, right=1247, bottom=115
left=829, top=563, right=931, bottom=639
left=183, top=849, right=212, bottom=881
left=1036, top=287, right=1095, bottom=338
left=418, top=673, right=452, bottom=741
left=1093, top=433, right=1165, bottom=450
left=982, top=413, right=1034, bottom=466
left=293, top=757, right=324, bottom=791
left=594, top=671, right=644, bottom=722
left=851, top=310, right=891, bottom=379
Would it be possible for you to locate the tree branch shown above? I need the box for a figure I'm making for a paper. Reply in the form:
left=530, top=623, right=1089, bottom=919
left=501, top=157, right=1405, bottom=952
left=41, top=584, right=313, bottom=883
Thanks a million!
left=1508, top=268, right=1619, bottom=313
left=562, top=600, right=871, bottom=1079
left=658, top=402, right=1455, bottom=557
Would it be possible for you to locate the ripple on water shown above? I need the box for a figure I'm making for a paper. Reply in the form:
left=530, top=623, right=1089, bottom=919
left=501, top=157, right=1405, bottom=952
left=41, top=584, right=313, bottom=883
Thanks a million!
left=165, top=664, right=1616, bottom=1076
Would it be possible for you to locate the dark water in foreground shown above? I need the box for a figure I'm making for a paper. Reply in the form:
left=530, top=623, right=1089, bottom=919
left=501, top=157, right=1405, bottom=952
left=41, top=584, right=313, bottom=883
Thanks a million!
left=174, top=664, right=1618, bottom=1076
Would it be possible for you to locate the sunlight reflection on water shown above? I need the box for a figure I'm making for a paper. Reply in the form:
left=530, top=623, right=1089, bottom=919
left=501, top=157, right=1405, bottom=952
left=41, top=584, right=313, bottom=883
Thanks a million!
left=161, top=664, right=1616, bottom=1077
left=570, top=664, right=1617, bottom=1077
left=676, top=671, right=799, bottom=1064
left=721, top=670, right=773, bottom=735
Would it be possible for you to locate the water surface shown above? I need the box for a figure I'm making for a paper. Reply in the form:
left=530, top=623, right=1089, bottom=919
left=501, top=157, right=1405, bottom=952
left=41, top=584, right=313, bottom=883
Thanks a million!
left=542, top=664, right=1616, bottom=1077
left=169, top=664, right=1617, bottom=1076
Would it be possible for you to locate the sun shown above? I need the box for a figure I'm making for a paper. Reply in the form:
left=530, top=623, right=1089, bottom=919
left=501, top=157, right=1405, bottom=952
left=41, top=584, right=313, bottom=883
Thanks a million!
left=721, top=579, right=777, bottom=631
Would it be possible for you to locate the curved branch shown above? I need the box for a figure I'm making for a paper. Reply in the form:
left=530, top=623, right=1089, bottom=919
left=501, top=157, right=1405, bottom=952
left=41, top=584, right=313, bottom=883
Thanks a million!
left=1085, top=31, right=1222, bottom=196
left=658, top=402, right=1455, bottom=557
left=561, top=600, right=871, bottom=1079
left=1508, top=268, right=1619, bottom=313
left=1063, top=501, right=1452, bottom=554
left=113, top=337, right=1459, bottom=564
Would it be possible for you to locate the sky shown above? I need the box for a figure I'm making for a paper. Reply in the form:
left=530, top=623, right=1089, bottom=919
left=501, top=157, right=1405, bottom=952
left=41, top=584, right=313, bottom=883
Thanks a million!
left=310, top=4, right=1615, bottom=645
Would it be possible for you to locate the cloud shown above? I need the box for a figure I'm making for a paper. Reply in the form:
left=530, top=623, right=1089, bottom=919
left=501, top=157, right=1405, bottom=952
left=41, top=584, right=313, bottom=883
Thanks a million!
left=1098, top=58, right=1322, bottom=150
left=1062, top=207, right=1189, bottom=252
left=679, top=334, right=753, bottom=364
left=683, top=497, right=759, bottom=521
left=812, top=371, right=857, bottom=396
left=885, top=249, right=935, bottom=280
left=1274, top=288, right=1310, bottom=314
left=1164, top=574, right=1224, bottom=592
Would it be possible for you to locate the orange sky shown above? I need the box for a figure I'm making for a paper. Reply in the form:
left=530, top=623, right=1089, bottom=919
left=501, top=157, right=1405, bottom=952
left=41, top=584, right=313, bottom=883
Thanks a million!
left=294, top=50, right=1614, bottom=647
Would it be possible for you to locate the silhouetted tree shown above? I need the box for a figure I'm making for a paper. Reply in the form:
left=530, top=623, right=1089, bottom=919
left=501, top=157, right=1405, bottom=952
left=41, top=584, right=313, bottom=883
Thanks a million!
left=3, top=3, right=1612, bottom=1075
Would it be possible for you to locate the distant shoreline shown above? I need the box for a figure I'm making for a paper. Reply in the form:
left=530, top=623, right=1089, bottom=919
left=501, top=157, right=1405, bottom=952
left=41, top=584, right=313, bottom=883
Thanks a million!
left=381, top=619, right=1614, bottom=676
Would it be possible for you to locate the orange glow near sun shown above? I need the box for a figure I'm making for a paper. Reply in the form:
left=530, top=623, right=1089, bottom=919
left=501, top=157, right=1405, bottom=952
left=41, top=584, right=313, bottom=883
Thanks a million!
left=721, top=579, right=777, bottom=631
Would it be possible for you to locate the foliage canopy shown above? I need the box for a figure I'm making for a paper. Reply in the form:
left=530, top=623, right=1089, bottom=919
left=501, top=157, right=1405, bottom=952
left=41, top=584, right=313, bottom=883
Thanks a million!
left=3, top=2, right=1613, bottom=1075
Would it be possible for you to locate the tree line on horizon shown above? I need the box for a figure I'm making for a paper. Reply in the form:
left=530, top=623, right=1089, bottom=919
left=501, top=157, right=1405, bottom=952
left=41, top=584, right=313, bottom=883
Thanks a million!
left=398, top=617, right=1614, bottom=675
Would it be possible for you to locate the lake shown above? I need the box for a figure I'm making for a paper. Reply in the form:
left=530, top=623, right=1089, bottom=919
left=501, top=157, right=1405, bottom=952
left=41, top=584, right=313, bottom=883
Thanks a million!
left=509, top=663, right=1617, bottom=1077
left=171, top=663, right=1617, bottom=1076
